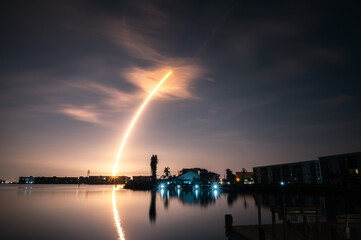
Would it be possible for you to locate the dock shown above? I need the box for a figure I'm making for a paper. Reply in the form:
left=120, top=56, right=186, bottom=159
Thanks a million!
left=225, top=205, right=361, bottom=240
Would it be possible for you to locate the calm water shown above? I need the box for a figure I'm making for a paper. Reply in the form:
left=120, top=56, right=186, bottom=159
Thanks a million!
left=0, top=185, right=359, bottom=240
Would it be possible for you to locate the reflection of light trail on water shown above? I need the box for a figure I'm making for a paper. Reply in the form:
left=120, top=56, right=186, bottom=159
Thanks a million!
left=113, top=71, right=172, bottom=176
left=111, top=71, right=172, bottom=239
left=112, top=186, right=126, bottom=240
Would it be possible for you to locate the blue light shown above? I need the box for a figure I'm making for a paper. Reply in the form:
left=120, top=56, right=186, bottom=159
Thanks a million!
left=160, top=184, right=165, bottom=188
left=280, top=181, right=285, bottom=186
left=213, top=184, right=218, bottom=189
left=177, top=185, right=181, bottom=189
left=213, top=190, right=218, bottom=198
left=194, top=184, right=199, bottom=189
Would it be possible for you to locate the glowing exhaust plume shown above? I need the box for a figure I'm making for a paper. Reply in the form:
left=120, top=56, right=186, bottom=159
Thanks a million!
left=112, top=186, right=126, bottom=240
left=112, top=71, right=172, bottom=176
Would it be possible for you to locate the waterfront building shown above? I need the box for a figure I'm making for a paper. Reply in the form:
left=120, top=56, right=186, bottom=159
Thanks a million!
left=235, top=171, right=254, bottom=184
left=253, top=160, right=322, bottom=185
left=18, top=175, right=130, bottom=184
left=19, top=176, right=34, bottom=184
left=178, top=168, right=202, bottom=176
left=173, top=171, right=200, bottom=185
left=88, top=175, right=130, bottom=184
left=253, top=151, right=361, bottom=185
left=319, top=152, right=361, bottom=185
left=132, top=176, right=151, bottom=182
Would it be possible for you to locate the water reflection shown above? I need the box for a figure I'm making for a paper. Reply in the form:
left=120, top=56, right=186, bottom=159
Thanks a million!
left=112, top=186, right=126, bottom=240
left=2, top=185, right=361, bottom=240
left=149, top=191, right=157, bottom=223
left=148, top=189, right=224, bottom=224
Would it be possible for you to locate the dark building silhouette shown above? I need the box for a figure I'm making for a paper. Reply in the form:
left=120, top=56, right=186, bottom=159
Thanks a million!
left=177, top=168, right=220, bottom=184
left=178, top=168, right=202, bottom=175
left=319, top=152, right=361, bottom=185
left=18, top=175, right=130, bottom=184
left=132, top=176, right=151, bottom=182
left=253, top=160, right=322, bottom=185
left=253, top=151, right=361, bottom=185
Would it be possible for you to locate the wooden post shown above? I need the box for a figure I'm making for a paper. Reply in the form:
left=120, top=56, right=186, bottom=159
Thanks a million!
left=271, top=206, right=276, bottom=239
left=259, top=227, right=265, bottom=240
left=225, top=214, right=233, bottom=229
left=331, top=225, right=337, bottom=240
left=316, top=208, right=320, bottom=240
left=283, top=207, right=288, bottom=240
left=225, top=214, right=233, bottom=240
left=303, top=208, right=308, bottom=237
left=257, top=195, right=262, bottom=226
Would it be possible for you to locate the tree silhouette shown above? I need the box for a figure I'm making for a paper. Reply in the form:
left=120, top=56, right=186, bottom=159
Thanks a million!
left=241, top=168, right=247, bottom=181
left=163, top=167, right=170, bottom=178
left=150, top=154, right=158, bottom=182
left=226, top=168, right=236, bottom=184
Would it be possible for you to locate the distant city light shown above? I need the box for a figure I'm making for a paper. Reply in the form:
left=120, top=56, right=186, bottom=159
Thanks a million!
left=280, top=181, right=285, bottom=186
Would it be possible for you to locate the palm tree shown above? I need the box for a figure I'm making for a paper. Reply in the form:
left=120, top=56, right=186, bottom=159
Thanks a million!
left=150, top=155, right=158, bottom=182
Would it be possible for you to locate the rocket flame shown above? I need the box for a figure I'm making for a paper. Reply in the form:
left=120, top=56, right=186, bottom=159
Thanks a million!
left=112, top=71, right=172, bottom=176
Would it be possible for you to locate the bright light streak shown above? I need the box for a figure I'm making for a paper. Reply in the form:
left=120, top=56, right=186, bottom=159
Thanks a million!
left=112, top=71, right=172, bottom=176
left=213, top=190, right=218, bottom=198
left=112, top=186, right=126, bottom=240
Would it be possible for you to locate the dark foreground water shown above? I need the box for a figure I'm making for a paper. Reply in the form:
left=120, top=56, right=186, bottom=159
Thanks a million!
left=0, top=185, right=360, bottom=240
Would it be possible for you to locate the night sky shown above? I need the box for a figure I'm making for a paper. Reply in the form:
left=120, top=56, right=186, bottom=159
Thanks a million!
left=1, top=1, right=360, bottom=181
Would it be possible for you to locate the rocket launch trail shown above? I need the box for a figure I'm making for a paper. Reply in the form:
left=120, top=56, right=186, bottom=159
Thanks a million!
left=112, top=71, right=172, bottom=176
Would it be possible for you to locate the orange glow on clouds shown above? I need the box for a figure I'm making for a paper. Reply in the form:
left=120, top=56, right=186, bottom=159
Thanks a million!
left=112, top=71, right=172, bottom=176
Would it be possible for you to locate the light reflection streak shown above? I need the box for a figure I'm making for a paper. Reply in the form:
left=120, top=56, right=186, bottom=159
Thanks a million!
left=112, top=186, right=126, bottom=240
left=160, top=189, right=165, bottom=199
left=213, top=190, right=219, bottom=198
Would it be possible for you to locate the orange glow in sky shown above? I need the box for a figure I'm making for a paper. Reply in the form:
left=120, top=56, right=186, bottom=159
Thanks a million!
left=112, top=71, right=172, bottom=176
